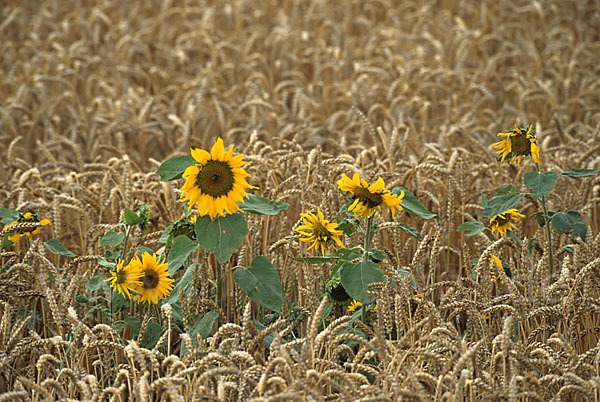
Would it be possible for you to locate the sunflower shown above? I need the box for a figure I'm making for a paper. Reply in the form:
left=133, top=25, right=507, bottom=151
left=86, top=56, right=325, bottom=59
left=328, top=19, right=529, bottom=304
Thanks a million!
left=295, top=209, right=344, bottom=256
left=491, top=124, right=541, bottom=167
left=489, top=208, right=525, bottom=238
left=180, top=138, right=256, bottom=219
left=347, top=300, right=362, bottom=312
left=490, top=255, right=505, bottom=284
left=337, top=173, right=404, bottom=218
left=104, top=259, right=143, bottom=299
left=5, top=212, right=51, bottom=243
left=130, top=253, right=174, bottom=305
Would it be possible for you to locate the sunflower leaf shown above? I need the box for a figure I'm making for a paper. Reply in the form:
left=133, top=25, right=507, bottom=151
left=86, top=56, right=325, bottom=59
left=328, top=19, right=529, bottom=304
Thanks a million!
left=339, top=260, right=383, bottom=303
left=44, top=239, right=77, bottom=258
left=233, top=256, right=282, bottom=313
left=481, top=193, right=524, bottom=218
left=560, top=168, right=600, bottom=178
left=390, top=187, right=440, bottom=219
left=524, top=171, right=558, bottom=200
left=238, top=194, right=289, bottom=215
left=156, top=155, right=196, bottom=181
left=141, top=322, right=162, bottom=349
left=86, top=274, right=107, bottom=291
left=167, top=236, right=199, bottom=276
left=101, top=231, right=125, bottom=248
left=456, top=222, right=485, bottom=237
left=375, top=222, right=422, bottom=240
left=191, top=311, right=219, bottom=339
left=0, top=208, right=19, bottom=225
left=166, top=263, right=198, bottom=304
left=195, top=214, right=247, bottom=264
left=124, top=208, right=141, bottom=225
left=551, top=210, right=587, bottom=241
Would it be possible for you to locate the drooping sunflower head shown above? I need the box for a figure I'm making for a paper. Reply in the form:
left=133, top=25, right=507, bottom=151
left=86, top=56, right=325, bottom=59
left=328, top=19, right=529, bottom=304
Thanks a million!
left=490, top=255, right=505, bottom=284
left=347, top=299, right=362, bottom=313
left=337, top=173, right=404, bottom=218
left=489, top=208, right=525, bottom=238
left=130, top=252, right=174, bottom=305
left=104, top=259, right=143, bottom=299
left=295, top=209, right=344, bottom=256
left=5, top=212, right=51, bottom=243
left=491, top=124, right=541, bottom=167
left=180, top=138, right=257, bottom=219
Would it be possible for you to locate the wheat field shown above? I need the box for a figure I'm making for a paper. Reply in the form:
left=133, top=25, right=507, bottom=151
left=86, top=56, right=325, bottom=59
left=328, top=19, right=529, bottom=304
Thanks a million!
left=1, top=0, right=600, bottom=400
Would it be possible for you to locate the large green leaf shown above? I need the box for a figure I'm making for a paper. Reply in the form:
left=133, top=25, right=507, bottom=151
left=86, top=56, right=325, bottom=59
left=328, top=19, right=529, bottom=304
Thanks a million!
left=238, top=194, right=289, bottom=215
left=0, top=209, right=19, bottom=225
left=391, top=187, right=440, bottom=219
left=551, top=210, right=587, bottom=241
left=86, top=274, right=107, bottom=291
left=189, top=311, right=219, bottom=339
left=44, top=239, right=76, bottom=258
left=167, top=236, right=199, bottom=276
left=195, top=213, right=247, bottom=264
left=124, top=208, right=141, bottom=225
left=340, top=260, right=384, bottom=303
left=156, top=155, right=196, bottom=181
left=481, top=193, right=524, bottom=218
left=166, top=263, right=198, bottom=304
left=233, top=256, right=282, bottom=313
left=456, top=221, right=485, bottom=236
left=524, top=171, right=558, bottom=200
left=141, top=322, right=162, bottom=349
left=376, top=222, right=422, bottom=240
left=560, top=168, right=600, bottom=178
left=101, top=231, right=125, bottom=248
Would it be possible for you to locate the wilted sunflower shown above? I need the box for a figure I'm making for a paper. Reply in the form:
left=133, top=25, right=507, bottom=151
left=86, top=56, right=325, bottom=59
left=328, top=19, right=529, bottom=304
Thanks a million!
left=180, top=138, right=256, bottom=219
left=104, top=260, right=143, bottom=299
left=347, top=300, right=362, bottom=312
left=491, top=124, right=541, bottom=166
left=130, top=253, right=174, bottom=305
left=490, top=255, right=505, bottom=284
left=6, top=212, right=51, bottom=243
left=490, top=208, right=525, bottom=238
left=295, top=209, right=344, bottom=256
left=337, top=173, right=404, bottom=218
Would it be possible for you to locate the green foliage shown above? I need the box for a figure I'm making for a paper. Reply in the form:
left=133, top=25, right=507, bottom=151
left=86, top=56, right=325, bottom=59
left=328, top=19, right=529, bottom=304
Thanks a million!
left=456, top=221, right=485, bottom=236
left=195, top=213, right=247, bottom=264
left=167, top=236, right=199, bottom=276
left=481, top=193, right=524, bottom=218
left=524, top=171, right=558, bottom=199
left=189, top=311, right=219, bottom=339
left=156, top=155, right=196, bottom=181
left=560, top=168, right=600, bottom=178
left=141, top=322, right=162, bottom=348
left=377, top=222, right=422, bottom=240
left=86, top=274, right=107, bottom=291
left=340, top=260, right=384, bottom=303
left=238, top=194, right=289, bottom=215
left=233, top=256, right=283, bottom=313
left=44, top=238, right=77, bottom=258
left=167, top=263, right=198, bottom=304
left=101, top=231, right=125, bottom=248
left=124, top=316, right=142, bottom=339
left=551, top=210, right=587, bottom=241
left=0, top=208, right=19, bottom=225
left=391, top=187, right=440, bottom=219
left=124, top=208, right=141, bottom=225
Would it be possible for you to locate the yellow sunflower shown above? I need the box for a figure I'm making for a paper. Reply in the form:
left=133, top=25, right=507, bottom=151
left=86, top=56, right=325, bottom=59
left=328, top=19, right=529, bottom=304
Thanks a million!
left=347, top=299, right=362, bottom=312
left=130, top=253, right=174, bottom=305
left=296, top=209, right=344, bottom=256
left=490, top=255, right=505, bottom=284
left=491, top=124, right=541, bottom=167
left=5, top=212, right=51, bottom=243
left=180, top=138, right=256, bottom=219
left=337, top=173, right=403, bottom=218
left=104, top=259, right=143, bottom=299
left=489, top=208, right=525, bottom=238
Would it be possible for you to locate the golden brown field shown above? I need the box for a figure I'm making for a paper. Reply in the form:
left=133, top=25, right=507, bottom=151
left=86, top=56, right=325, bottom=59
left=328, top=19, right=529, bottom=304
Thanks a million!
left=1, top=0, right=600, bottom=400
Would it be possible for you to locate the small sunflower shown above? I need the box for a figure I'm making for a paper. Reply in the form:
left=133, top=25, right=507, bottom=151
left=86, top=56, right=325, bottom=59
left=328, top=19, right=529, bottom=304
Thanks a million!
left=296, top=209, right=344, bottom=256
left=180, top=138, right=256, bottom=219
left=491, top=124, right=541, bottom=167
left=347, top=300, right=362, bottom=312
left=130, top=253, right=174, bottom=305
left=489, top=208, right=525, bottom=238
left=104, top=260, right=143, bottom=299
left=337, top=173, right=403, bottom=218
left=490, top=255, right=505, bottom=284
left=5, top=212, right=51, bottom=243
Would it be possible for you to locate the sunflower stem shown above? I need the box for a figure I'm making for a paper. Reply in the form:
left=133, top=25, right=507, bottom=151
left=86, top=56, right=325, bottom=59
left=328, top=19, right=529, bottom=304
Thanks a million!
left=363, top=215, right=375, bottom=260
left=536, top=165, right=555, bottom=280
left=113, top=224, right=134, bottom=319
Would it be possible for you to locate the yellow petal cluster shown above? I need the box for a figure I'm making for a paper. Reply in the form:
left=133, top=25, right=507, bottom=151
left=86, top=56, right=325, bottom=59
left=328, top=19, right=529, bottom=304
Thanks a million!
left=337, top=173, right=403, bottom=218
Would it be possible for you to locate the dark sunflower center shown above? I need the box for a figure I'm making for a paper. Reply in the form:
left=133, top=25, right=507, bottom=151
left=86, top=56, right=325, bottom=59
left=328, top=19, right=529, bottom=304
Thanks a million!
left=142, top=269, right=159, bottom=289
left=495, top=215, right=510, bottom=226
left=312, top=223, right=330, bottom=241
left=353, top=187, right=383, bottom=208
left=116, top=271, right=128, bottom=284
left=196, top=161, right=234, bottom=197
left=511, top=134, right=531, bottom=156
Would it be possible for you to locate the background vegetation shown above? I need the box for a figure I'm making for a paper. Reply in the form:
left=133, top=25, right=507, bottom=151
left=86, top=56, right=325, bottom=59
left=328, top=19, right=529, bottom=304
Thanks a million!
left=1, top=0, right=599, bottom=399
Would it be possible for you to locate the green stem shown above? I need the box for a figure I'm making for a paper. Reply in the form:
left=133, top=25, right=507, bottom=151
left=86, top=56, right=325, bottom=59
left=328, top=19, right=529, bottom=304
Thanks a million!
left=112, top=224, right=134, bottom=319
left=363, top=215, right=375, bottom=261
left=536, top=165, right=555, bottom=280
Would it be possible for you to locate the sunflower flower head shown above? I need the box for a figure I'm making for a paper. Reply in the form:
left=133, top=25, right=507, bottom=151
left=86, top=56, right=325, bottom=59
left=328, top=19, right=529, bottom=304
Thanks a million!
left=296, top=209, right=344, bottom=256
left=180, top=138, right=257, bottom=219
left=491, top=124, right=541, bottom=167
left=5, top=212, right=51, bottom=243
left=489, top=208, right=525, bottom=238
left=490, top=255, right=505, bottom=284
left=130, top=252, right=174, bottom=305
left=104, top=259, right=143, bottom=299
left=347, top=300, right=362, bottom=313
left=337, top=173, right=404, bottom=218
